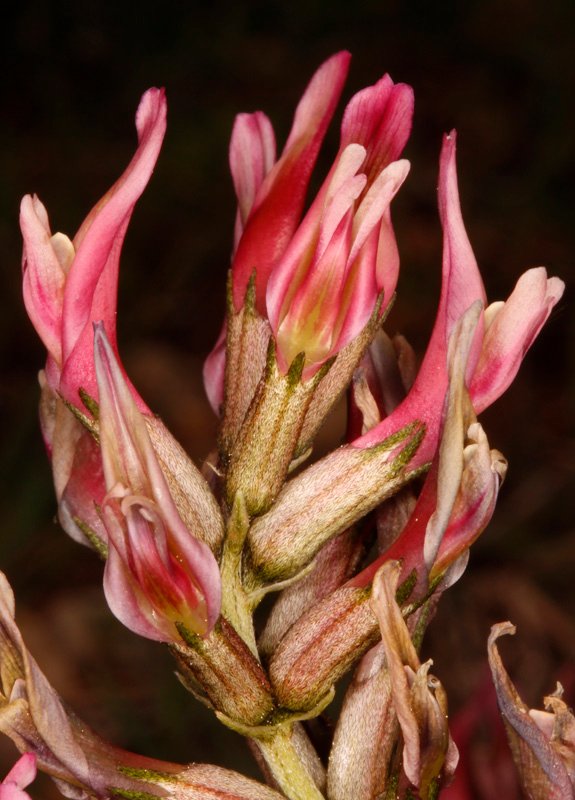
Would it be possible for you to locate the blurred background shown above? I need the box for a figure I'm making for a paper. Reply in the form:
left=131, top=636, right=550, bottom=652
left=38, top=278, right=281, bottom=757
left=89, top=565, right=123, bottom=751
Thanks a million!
left=0, top=1, right=573, bottom=796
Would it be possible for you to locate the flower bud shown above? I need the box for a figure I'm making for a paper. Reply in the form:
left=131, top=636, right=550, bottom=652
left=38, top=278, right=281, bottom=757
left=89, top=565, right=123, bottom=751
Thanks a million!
left=225, top=344, right=327, bottom=516
left=172, top=617, right=274, bottom=727
left=327, top=644, right=399, bottom=800
left=269, top=586, right=379, bottom=711
left=247, top=421, right=424, bottom=585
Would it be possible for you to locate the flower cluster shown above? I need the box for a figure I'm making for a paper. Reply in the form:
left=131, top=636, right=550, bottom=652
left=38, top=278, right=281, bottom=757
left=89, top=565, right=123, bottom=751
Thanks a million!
left=4, top=51, right=566, bottom=800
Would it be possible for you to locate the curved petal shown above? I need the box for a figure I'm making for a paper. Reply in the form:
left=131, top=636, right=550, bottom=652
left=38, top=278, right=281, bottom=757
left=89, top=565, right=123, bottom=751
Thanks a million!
left=20, top=196, right=73, bottom=367
left=470, top=267, right=564, bottom=412
left=1, top=754, right=36, bottom=791
left=266, top=143, right=366, bottom=336
left=203, top=321, right=227, bottom=414
left=341, top=74, right=414, bottom=184
left=59, top=87, right=167, bottom=407
left=354, top=132, right=486, bottom=463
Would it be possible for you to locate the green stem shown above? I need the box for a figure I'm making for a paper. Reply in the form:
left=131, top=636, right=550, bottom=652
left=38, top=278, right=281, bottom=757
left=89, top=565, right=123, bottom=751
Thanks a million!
left=219, top=493, right=257, bottom=654
left=254, top=726, right=325, bottom=800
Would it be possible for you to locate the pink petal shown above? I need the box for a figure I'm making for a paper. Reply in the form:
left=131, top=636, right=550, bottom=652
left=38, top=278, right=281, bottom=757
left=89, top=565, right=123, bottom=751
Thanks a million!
left=232, top=51, right=351, bottom=311
left=103, top=519, right=171, bottom=642
left=59, top=87, right=167, bottom=407
left=20, top=195, right=71, bottom=366
left=341, top=75, right=414, bottom=183
left=470, top=267, right=564, bottom=412
left=375, top=207, right=400, bottom=303
left=58, top=430, right=108, bottom=547
left=348, top=159, right=410, bottom=265
left=332, top=159, right=410, bottom=350
left=230, top=111, right=276, bottom=246
left=203, top=321, right=227, bottom=414
left=334, top=228, right=380, bottom=352
left=275, top=209, right=355, bottom=374
left=266, top=143, right=366, bottom=335
left=2, top=754, right=36, bottom=790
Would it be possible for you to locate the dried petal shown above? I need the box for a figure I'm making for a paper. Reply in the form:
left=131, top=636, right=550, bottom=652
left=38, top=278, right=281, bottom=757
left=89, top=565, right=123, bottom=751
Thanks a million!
left=488, top=622, right=575, bottom=799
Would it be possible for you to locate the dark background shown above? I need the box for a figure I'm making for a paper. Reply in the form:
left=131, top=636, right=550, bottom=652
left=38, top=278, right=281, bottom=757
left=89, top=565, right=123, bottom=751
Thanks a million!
left=0, top=1, right=573, bottom=796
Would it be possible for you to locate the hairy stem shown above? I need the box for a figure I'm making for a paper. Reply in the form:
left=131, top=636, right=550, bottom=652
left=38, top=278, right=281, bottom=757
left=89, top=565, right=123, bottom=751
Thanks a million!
left=254, top=726, right=325, bottom=800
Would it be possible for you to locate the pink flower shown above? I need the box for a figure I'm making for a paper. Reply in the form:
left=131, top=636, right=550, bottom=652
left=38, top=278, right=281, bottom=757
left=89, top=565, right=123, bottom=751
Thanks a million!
left=350, top=306, right=508, bottom=595
left=267, top=150, right=409, bottom=379
left=21, top=87, right=166, bottom=409
left=0, top=754, right=36, bottom=800
left=94, top=326, right=221, bottom=642
left=354, top=132, right=564, bottom=465
left=266, top=72, right=413, bottom=379
left=348, top=133, right=563, bottom=594
left=204, top=53, right=414, bottom=401
left=20, top=89, right=167, bottom=547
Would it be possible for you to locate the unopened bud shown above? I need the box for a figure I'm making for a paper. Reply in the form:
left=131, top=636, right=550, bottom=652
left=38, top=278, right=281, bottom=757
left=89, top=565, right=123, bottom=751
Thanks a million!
left=173, top=617, right=274, bottom=726
left=217, top=273, right=272, bottom=455
left=225, top=344, right=326, bottom=516
left=259, top=529, right=365, bottom=658
left=247, top=422, right=424, bottom=585
left=269, top=586, right=379, bottom=711
left=327, top=644, right=399, bottom=800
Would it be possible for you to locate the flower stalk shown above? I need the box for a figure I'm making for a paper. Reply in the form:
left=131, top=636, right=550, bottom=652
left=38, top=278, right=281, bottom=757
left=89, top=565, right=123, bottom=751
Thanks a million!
left=252, top=727, right=326, bottom=800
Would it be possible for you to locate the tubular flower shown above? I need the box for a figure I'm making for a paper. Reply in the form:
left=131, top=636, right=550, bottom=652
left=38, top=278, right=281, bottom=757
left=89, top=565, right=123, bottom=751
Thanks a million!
left=349, top=303, right=508, bottom=597
left=94, top=326, right=221, bottom=642
left=21, top=87, right=166, bottom=409
left=354, top=132, right=564, bottom=466
left=203, top=53, right=414, bottom=405
left=229, top=51, right=352, bottom=312
left=267, top=149, right=409, bottom=379
left=20, top=88, right=167, bottom=546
